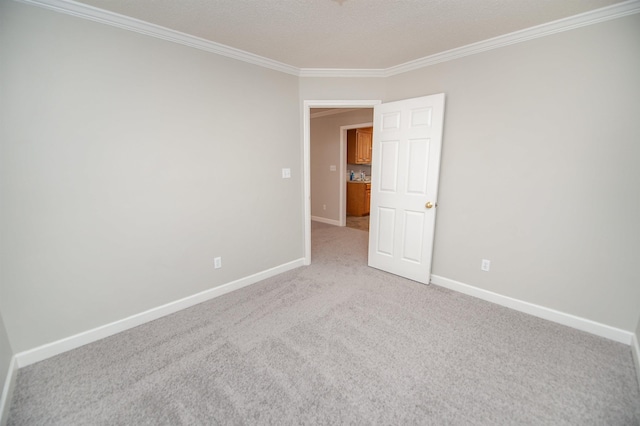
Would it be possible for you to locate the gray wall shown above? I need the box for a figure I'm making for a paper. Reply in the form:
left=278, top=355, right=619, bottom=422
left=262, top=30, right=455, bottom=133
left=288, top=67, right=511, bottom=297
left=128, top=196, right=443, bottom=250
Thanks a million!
left=0, top=1, right=302, bottom=353
left=384, top=13, right=640, bottom=331
left=302, top=13, right=640, bottom=331
left=1, top=0, right=639, bottom=365
left=300, top=78, right=386, bottom=102
left=311, top=110, right=373, bottom=222
left=0, top=313, right=13, bottom=398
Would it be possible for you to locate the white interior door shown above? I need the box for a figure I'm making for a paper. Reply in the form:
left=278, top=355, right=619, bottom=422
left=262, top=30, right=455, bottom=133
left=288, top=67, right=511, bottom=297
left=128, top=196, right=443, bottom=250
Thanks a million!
left=367, top=94, right=446, bottom=284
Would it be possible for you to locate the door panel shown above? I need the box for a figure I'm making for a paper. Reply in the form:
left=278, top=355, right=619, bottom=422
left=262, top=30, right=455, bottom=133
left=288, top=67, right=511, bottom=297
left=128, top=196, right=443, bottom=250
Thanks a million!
left=376, top=207, right=396, bottom=256
left=379, top=141, right=399, bottom=192
left=407, top=138, right=430, bottom=194
left=368, top=94, right=446, bottom=284
left=382, top=111, right=401, bottom=130
left=402, top=210, right=425, bottom=263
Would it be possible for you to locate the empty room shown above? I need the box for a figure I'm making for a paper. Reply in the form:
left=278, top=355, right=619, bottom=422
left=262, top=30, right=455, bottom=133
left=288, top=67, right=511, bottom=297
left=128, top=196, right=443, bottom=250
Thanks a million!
left=1, top=0, right=639, bottom=424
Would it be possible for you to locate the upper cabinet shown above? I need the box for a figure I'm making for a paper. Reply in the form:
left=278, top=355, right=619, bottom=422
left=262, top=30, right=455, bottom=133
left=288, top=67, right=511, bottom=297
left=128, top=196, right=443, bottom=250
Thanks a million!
left=347, top=127, right=373, bottom=165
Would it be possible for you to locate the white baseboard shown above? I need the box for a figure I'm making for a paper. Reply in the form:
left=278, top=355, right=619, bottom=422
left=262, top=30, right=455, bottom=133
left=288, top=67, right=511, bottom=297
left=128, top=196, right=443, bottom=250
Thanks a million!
left=0, top=357, right=17, bottom=426
left=632, top=333, right=640, bottom=391
left=430, top=275, right=633, bottom=345
left=15, top=258, right=306, bottom=368
left=311, top=216, right=341, bottom=226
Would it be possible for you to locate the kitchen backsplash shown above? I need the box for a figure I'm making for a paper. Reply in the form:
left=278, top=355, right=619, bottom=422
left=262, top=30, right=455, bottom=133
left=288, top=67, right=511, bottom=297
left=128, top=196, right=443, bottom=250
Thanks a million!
left=347, top=164, right=371, bottom=179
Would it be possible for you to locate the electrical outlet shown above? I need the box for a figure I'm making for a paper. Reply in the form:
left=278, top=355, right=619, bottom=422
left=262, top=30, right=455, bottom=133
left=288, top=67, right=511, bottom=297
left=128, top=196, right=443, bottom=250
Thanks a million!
left=329, top=165, right=336, bottom=171
left=323, top=204, right=326, bottom=210
left=214, top=257, right=222, bottom=269
left=281, top=168, right=291, bottom=178
left=481, top=259, right=490, bottom=272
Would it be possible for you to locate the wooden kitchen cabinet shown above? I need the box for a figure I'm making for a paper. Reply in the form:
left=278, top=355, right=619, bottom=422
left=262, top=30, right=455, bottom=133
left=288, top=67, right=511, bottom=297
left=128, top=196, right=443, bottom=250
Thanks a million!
left=347, top=127, right=373, bottom=164
left=347, top=182, right=371, bottom=217
left=365, top=184, right=371, bottom=215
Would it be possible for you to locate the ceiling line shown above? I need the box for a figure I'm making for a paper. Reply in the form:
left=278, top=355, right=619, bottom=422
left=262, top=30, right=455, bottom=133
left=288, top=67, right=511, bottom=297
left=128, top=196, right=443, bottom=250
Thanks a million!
left=14, top=0, right=640, bottom=78
left=14, top=0, right=300, bottom=76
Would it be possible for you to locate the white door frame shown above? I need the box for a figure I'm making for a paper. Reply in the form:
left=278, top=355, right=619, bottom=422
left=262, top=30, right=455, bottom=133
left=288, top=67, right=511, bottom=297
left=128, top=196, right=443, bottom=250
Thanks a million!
left=303, top=100, right=381, bottom=265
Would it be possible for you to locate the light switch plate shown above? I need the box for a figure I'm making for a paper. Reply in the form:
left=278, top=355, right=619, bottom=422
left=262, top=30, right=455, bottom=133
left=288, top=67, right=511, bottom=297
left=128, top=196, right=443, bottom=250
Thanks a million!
left=282, top=168, right=291, bottom=178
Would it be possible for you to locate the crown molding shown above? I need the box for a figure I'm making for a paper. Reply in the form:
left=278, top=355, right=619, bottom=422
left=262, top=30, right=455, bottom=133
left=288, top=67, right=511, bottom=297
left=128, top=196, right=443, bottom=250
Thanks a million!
left=382, top=0, right=640, bottom=77
left=298, top=68, right=386, bottom=78
left=298, top=0, right=640, bottom=78
left=14, top=0, right=300, bottom=76
left=14, top=0, right=640, bottom=78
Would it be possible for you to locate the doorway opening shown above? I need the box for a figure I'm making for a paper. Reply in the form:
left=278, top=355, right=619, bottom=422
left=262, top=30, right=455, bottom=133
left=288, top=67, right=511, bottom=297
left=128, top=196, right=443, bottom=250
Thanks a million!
left=343, top=123, right=373, bottom=232
left=303, top=100, right=381, bottom=265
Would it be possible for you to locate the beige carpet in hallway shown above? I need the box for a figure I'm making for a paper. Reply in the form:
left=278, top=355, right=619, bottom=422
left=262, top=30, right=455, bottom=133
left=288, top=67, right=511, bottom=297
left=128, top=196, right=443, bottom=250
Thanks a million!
left=346, top=215, right=369, bottom=232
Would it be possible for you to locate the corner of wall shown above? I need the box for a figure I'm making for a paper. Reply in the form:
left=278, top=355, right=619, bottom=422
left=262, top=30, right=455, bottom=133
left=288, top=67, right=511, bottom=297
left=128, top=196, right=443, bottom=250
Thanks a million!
left=0, top=357, right=17, bottom=426
left=633, top=323, right=640, bottom=394
left=311, top=216, right=341, bottom=226
left=14, top=258, right=305, bottom=368
left=430, top=275, right=633, bottom=344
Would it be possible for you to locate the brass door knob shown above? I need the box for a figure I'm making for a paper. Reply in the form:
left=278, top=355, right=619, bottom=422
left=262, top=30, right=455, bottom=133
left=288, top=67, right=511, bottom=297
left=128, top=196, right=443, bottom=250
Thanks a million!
left=425, top=201, right=433, bottom=209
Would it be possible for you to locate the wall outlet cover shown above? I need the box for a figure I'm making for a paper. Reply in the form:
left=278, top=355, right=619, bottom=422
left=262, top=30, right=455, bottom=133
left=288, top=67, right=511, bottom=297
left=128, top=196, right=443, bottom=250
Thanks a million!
left=481, top=259, right=491, bottom=272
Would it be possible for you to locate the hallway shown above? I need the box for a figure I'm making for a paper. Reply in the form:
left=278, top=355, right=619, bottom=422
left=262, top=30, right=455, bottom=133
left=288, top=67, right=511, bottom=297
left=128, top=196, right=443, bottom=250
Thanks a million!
left=346, top=215, right=369, bottom=232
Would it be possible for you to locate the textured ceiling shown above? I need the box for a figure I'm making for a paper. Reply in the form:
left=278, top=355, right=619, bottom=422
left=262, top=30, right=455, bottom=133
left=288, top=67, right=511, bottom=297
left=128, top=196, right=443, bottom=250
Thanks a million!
left=74, top=0, right=626, bottom=69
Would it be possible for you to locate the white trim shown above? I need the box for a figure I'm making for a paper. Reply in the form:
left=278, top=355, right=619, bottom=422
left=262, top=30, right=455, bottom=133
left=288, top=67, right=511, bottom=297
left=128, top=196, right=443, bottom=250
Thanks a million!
left=311, top=216, right=341, bottom=227
left=15, top=258, right=305, bottom=368
left=303, top=100, right=381, bottom=266
left=430, top=275, right=633, bottom=345
left=340, top=128, right=346, bottom=228
left=14, top=0, right=299, bottom=76
left=299, top=68, right=385, bottom=78
left=303, top=103, right=312, bottom=266
left=632, top=333, right=640, bottom=392
left=13, top=0, right=640, bottom=78
left=0, top=357, right=17, bottom=426
left=310, top=108, right=361, bottom=119
left=382, top=0, right=640, bottom=77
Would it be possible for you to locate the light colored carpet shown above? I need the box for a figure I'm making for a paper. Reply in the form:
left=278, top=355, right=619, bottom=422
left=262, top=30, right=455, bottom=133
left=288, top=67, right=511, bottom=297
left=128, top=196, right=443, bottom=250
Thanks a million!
left=346, top=215, right=369, bottom=232
left=7, top=222, right=640, bottom=425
